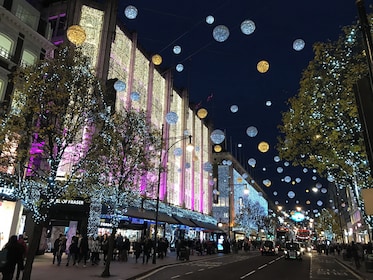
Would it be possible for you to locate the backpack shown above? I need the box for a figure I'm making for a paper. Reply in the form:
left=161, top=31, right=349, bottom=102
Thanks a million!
left=0, top=248, right=8, bottom=269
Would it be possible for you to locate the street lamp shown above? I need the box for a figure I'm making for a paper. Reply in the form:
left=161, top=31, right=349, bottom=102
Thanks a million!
left=153, top=124, right=193, bottom=264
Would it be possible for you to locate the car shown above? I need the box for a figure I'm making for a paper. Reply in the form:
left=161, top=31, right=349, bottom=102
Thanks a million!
left=300, top=242, right=312, bottom=254
left=284, top=241, right=302, bottom=260
left=260, top=240, right=279, bottom=256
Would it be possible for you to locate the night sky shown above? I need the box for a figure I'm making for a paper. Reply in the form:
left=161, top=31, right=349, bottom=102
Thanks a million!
left=116, top=0, right=363, bottom=212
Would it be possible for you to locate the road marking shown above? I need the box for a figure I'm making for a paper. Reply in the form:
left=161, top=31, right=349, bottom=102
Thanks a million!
left=198, top=268, right=205, bottom=271
left=268, top=260, right=276, bottom=264
left=171, top=275, right=181, bottom=279
left=240, top=270, right=256, bottom=279
left=258, top=264, right=268, bottom=270
left=185, top=271, right=193, bottom=275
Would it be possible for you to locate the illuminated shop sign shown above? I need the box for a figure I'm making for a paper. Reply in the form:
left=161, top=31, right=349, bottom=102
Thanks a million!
left=291, top=211, right=305, bottom=222
left=55, top=199, right=84, bottom=205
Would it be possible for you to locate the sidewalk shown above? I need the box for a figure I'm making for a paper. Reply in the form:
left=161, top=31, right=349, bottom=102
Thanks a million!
left=28, top=250, right=224, bottom=280
left=332, top=253, right=373, bottom=280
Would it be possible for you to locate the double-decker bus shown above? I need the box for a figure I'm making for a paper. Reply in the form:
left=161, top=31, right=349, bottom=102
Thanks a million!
left=296, top=229, right=311, bottom=241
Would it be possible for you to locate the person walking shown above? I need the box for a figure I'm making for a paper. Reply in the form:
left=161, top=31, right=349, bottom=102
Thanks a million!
left=89, top=236, right=101, bottom=265
left=351, top=241, right=361, bottom=269
left=66, top=236, right=78, bottom=266
left=15, top=234, right=27, bottom=280
left=101, top=234, right=109, bottom=264
left=77, top=234, right=89, bottom=267
left=133, top=240, right=142, bottom=263
left=1, top=235, right=24, bottom=280
left=142, top=238, right=152, bottom=264
left=52, top=234, right=63, bottom=264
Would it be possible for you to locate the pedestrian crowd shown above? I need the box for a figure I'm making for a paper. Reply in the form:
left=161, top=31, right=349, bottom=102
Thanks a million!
left=0, top=234, right=27, bottom=280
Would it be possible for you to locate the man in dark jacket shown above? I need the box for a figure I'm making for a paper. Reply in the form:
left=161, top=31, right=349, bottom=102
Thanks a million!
left=1, top=235, right=24, bottom=280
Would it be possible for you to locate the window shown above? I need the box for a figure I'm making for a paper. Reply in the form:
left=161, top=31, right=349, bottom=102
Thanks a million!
left=21, top=50, right=37, bottom=66
left=0, top=33, right=14, bottom=60
left=0, top=79, right=4, bottom=102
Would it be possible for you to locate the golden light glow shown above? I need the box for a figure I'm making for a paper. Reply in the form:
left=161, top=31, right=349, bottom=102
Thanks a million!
left=152, top=54, right=162, bottom=65
left=257, top=60, right=269, bottom=73
left=67, top=25, right=86, bottom=45
left=237, top=177, right=243, bottom=183
left=197, top=108, right=208, bottom=119
left=258, top=141, right=269, bottom=153
left=214, top=145, right=222, bottom=152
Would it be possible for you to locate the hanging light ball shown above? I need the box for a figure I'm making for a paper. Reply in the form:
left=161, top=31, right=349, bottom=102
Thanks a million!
left=274, top=156, right=281, bottom=162
left=293, top=38, right=305, bottom=51
left=173, top=147, right=183, bottom=156
left=173, top=45, right=182, bottom=54
left=295, top=177, right=301, bottom=183
left=124, top=5, right=138, bottom=19
left=67, top=25, right=86, bottom=45
left=113, top=80, right=126, bottom=92
left=258, top=141, right=269, bottom=153
left=306, top=200, right=311, bottom=205
left=263, top=179, right=271, bottom=187
left=284, top=176, right=291, bottom=183
left=242, top=173, right=249, bottom=179
left=303, top=168, right=308, bottom=173
left=240, top=19, right=256, bottom=35
left=130, top=91, right=140, bottom=101
left=213, top=25, right=230, bottom=42
left=246, top=126, right=258, bottom=137
left=203, top=162, right=213, bottom=172
left=152, top=54, right=162, bottom=65
left=257, top=60, right=270, bottom=73
left=176, top=64, right=184, bottom=72
left=230, top=105, right=239, bottom=113
left=288, top=191, right=296, bottom=199
left=277, top=167, right=283, bottom=173
left=248, top=158, right=256, bottom=167
left=214, top=144, right=222, bottom=152
left=210, top=129, right=225, bottom=144
left=321, top=188, right=327, bottom=194
left=206, top=15, right=215, bottom=24
left=165, top=111, right=178, bottom=124
left=197, top=108, right=208, bottom=119
left=185, top=162, right=191, bottom=169
left=273, top=191, right=278, bottom=196
left=316, top=182, right=322, bottom=189
left=266, top=100, right=272, bottom=106
left=317, top=200, right=323, bottom=206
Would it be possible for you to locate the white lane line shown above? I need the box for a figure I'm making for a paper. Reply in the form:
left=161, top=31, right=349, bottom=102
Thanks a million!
left=185, top=271, right=193, bottom=275
left=240, top=270, right=256, bottom=279
left=268, top=260, right=276, bottom=264
left=171, top=275, right=181, bottom=279
left=257, top=264, right=268, bottom=270
left=198, top=268, right=205, bottom=271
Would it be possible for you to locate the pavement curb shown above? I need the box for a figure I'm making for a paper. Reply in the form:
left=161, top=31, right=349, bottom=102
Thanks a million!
left=334, top=257, right=369, bottom=280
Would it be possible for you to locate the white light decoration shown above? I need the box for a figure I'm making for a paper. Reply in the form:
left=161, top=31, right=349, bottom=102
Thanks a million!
left=203, top=162, right=213, bottom=172
left=312, top=176, right=317, bottom=180
left=173, top=147, right=183, bottom=156
left=262, top=167, right=266, bottom=171
left=295, top=177, right=301, bottom=183
left=317, top=200, right=323, bottom=206
left=165, top=111, right=178, bottom=124
left=114, top=80, right=126, bottom=91
left=284, top=176, right=291, bottom=183
left=242, top=173, right=249, bottom=179
left=327, top=174, right=335, bottom=182
left=246, top=126, right=258, bottom=137
left=176, top=63, right=184, bottom=72
left=206, top=15, right=215, bottom=24
left=284, top=161, right=290, bottom=166
left=237, top=143, right=242, bottom=147
left=130, top=91, right=140, bottom=101
left=125, top=5, right=138, bottom=19
left=321, top=188, right=327, bottom=194
left=288, top=191, right=296, bottom=199
left=248, top=158, right=256, bottom=167
left=266, top=100, right=272, bottom=106
left=240, top=19, right=256, bottom=35
left=275, top=201, right=279, bottom=205
left=277, top=167, right=283, bottom=173
left=293, top=38, right=305, bottom=51
left=274, top=156, right=280, bottom=162
left=213, top=25, right=230, bottom=42
left=273, top=191, right=278, bottom=196
left=303, top=168, right=308, bottom=173
left=173, top=45, right=182, bottom=54
left=210, top=129, right=225, bottom=144
left=230, top=105, right=239, bottom=113
left=263, top=179, right=271, bottom=187
left=316, top=182, right=322, bottom=188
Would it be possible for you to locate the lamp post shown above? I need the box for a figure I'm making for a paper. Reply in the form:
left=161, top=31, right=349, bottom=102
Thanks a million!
left=152, top=124, right=193, bottom=264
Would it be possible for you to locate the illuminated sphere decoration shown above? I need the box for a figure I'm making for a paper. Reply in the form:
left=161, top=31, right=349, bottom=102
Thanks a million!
left=67, top=25, right=86, bottom=45
left=203, top=162, right=213, bottom=172
left=242, top=173, right=249, bottom=179
left=321, top=188, right=327, bottom=194
left=213, top=25, right=230, bottom=42
left=306, top=200, right=311, bottom=205
left=206, top=15, right=215, bottom=24
left=197, top=108, right=208, bottom=119
left=165, top=111, right=178, bottom=124
left=288, top=191, right=296, bottom=199
left=173, top=147, right=183, bottom=156
left=258, top=141, right=269, bottom=153
left=273, top=191, right=278, bottom=196
left=176, top=64, right=184, bottom=72
left=130, top=91, right=140, bottom=101
left=230, top=105, right=239, bottom=113
left=124, top=5, right=138, bottom=19
left=210, top=129, right=225, bottom=144
left=185, top=162, right=191, bottom=169
left=263, top=179, right=271, bottom=187
left=277, top=167, right=283, bottom=173
left=248, top=158, right=256, bottom=167
left=152, top=54, right=163, bottom=65
left=257, top=60, right=270, bottom=73
left=284, top=176, right=291, bottom=183
left=274, top=156, right=280, bottom=162
left=114, top=80, right=126, bottom=92
left=293, top=38, right=305, bottom=51
left=266, top=100, right=272, bottom=106
left=173, top=45, right=182, bottom=54
left=240, top=19, right=256, bottom=35
left=246, top=126, right=258, bottom=137
left=317, top=200, right=323, bottom=206
left=295, top=177, right=301, bottom=183
left=214, top=144, right=222, bottom=152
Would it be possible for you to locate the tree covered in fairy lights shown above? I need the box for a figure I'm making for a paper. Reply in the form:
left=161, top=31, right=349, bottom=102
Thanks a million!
left=79, top=109, right=161, bottom=277
left=0, top=43, right=107, bottom=280
left=234, top=200, right=268, bottom=237
left=277, top=18, right=373, bottom=225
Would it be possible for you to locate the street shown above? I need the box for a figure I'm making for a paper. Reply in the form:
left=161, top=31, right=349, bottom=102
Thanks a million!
left=135, top=252, right=366, bottom=280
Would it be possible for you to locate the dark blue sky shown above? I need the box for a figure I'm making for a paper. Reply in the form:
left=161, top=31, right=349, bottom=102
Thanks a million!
left=117, top=0, right=363, bottom=211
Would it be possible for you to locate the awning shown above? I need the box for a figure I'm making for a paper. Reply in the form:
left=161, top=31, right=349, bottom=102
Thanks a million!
left=191, top=219, right=224, bottom=232
left=172, top=215, right=197, bottom=227
left=157, top=212, right=179, bottom=224
left=125, top=207, right=179, bottom=224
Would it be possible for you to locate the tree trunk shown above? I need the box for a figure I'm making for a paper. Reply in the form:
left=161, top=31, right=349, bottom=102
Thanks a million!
left=101, top=227, right=116, bottom=277
left=22, top=222, right=44, bottom=280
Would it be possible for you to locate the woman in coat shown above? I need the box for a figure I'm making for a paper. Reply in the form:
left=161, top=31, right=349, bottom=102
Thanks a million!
left=1, top=235, right=24, bottom=280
